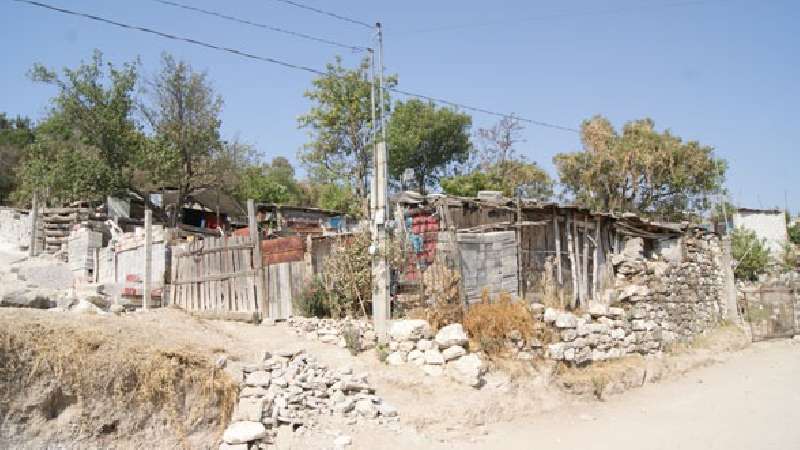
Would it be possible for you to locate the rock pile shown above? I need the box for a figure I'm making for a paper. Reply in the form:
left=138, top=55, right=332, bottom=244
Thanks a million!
left=287, top=317, right=377, bottom=350
left=387, top=320, right=487, bottom=388
left=221, top=349, right=397, bottom=449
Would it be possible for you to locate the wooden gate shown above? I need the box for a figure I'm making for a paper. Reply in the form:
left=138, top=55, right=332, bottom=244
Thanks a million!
left=741, top=286, right=797, bottom=341
left=170, top=236, right=263, bottom=318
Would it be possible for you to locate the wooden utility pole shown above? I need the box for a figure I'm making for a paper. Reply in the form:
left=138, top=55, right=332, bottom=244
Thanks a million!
left=248, top=200, right=269, bottom=321
left=28, top=191, right=39, bottom=257
left=143, top=209, right=152, bottom=310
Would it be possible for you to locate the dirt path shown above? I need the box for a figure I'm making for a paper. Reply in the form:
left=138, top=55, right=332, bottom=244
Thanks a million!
left=453, top=339, right=800, bottom=450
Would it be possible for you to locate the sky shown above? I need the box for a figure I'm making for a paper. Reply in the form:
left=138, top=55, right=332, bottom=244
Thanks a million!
left=1, top=0, right=798, bottom=211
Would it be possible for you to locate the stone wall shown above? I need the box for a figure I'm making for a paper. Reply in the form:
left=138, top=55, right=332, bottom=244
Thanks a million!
left=0, top=207, right=31, bottom=250
left=543, top=229, right=727, bottom=364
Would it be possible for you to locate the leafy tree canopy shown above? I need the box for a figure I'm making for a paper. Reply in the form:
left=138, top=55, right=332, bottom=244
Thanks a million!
left=0, top=113, right=35, bottom=203
left=554, top=116, right=726, bottom=219
left=15, top=50, right=141, bottom=204
left=298, top=56, right=396, bottom=215
left=387, top=99, right=472, bottom=194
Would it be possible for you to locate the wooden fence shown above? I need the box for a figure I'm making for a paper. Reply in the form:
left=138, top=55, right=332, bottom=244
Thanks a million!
left=170, top=235, right=263, bottom=318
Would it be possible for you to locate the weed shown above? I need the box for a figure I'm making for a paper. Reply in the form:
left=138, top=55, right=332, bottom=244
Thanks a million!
left=342, top=325, right=361, bottom=356
left=375, top=343, right=390, bottom=363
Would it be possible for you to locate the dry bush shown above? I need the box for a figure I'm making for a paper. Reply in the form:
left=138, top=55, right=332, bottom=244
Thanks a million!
left=406, top=263, right=464, bottom=330
left=463, top=290, right=536, bottom=356
left=0, top=319, right=238, bottom=447
left=554, top=355, right=646, bottom=399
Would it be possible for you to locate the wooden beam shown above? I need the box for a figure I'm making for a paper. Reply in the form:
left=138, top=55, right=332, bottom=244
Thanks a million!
left=566, top=212, right=578, bottom=309
left=143, top=209, right=152, bottom=310
left=248, top=200, right=269, bottom=321
left=553, top=209, right=562, bottom=286
left=593, top=216, right=601, bottom=304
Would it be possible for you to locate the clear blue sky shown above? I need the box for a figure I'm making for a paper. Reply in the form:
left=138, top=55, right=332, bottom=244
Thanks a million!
left=1, top=0, right=798, bottom=211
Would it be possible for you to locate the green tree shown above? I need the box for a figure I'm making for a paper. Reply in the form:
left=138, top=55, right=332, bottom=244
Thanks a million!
left=440, top=171, right=502, bottom=197
left=141, top=53, right=224, bottom=226
left=235, top=157, right=305, bottom=205
left=554, top=116, right=726, bottom=219
left=731, top=227, right=770, bottom=281
left=15, top=51, right=141, bottom=204
left=298, top=56, right=396, bottom=216
left=387, top=99, right=472, bottom=194
left=0, top=114, right=35, bottom=203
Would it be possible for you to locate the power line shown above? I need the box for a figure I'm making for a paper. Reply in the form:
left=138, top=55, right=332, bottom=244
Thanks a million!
left=268, top=0, right=373, bottom=29
left=389, top=88, right=578, bottom=133
left=12, top=0, right=579, bottom=133
left=152, top=0, right=366, bottom=52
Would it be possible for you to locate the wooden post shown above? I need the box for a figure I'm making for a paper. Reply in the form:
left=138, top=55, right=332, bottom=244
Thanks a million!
left=28, top=191, right=39, bottom=257
left=248, top=200, right=269, bottom=321
left=143, top=209, right=152, bottom=311
left=593, top=216, right=601, bottom=304
left=581, top=222, right=589, bottom=308
left=566, top=212, right=578, bottom=309
left=552, top=209, right=562, bottom=286
left=515, top=198, right=524, bottom=298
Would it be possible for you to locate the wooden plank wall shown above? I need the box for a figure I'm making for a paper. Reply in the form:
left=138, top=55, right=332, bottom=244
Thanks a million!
left=170, top=235, right=261, bottom=314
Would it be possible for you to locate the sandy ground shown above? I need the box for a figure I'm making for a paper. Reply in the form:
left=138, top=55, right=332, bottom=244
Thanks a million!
left=1, top=305, right=797, bottom=450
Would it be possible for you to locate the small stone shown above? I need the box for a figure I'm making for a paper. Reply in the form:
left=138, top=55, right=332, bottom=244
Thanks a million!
left=233, top=398, right=266, bottom=422
left=334, top=435, right=352, bottom=448
left=416, top=339, right=437, bottom=351
left=397, top=341, right=416, bottom=352
left=561, top=329, right=577, bottom=342
left=547, top=343, right=565, bottom=360
left=388, top=320, right=432, bottom=341
left=544, top=308, right=559, bottom=323
left=442, top=345, right=466, bottom=361
left=446, top=354, right=486, bottom=388
left=222, top=421, right=266, bottom=444
left=245, top=371, right=271, bottom=387
left=407, top=349, right=425, bottom=365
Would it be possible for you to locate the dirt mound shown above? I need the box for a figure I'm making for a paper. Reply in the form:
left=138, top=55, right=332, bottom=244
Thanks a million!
left=0, top=310, right=237, bottom=449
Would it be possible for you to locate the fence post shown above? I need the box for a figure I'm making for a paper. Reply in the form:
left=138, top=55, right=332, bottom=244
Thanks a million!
left=143, top=209, right=152, bottom=311
left=28, top=191, right=39, bottom=257
left=248, top=200, right=269, bottom=321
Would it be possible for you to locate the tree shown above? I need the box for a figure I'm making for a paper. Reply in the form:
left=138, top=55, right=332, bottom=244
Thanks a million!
left=439, top=116, right=553, bottom=199
left=298, top=56, right=396, bottom=216
left=15, top=51, right=141, bottom=204
left=386, top=99, right=472, bottom=194
left=235, top=157, right=305, bottom=205
left=141, top=53, right=224, bottom=226
left=554, top=116, right=726, bottom=219
left=731, top=227, right=770, bottom=281
left=0, top=114, right=35, bottom=203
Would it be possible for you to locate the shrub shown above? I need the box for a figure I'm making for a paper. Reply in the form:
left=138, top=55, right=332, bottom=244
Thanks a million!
left=375, top=343, right=390, bottom=363
left=294, top=278, right=331, bottom=318
left=342, top=325, right=361, bottom=356
left=731, top=227, right=770, bottom=281
left=463, top=290, right=536, bottom=356
left=321, top=233, right=372, bottom=318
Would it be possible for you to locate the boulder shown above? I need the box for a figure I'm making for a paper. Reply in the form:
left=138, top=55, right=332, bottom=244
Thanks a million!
left=389, top=320, right=432, bottom=341
left=355, top=399, right=378, bottom=418
left=543, top=308, right=559, bottom=323
left=447, top=354, right=486, bottom=388
left=416, top=339, right=437, bottom=351
left=222, top=421, right=266, bottom=444
left=547, top=342, right=565, bottom=360
left=424, top=349, right=445, bottom=365
left=233, top=397, right=266, bottom=422
left=434, top=323, right=468, bottom=347
left=442, top=345, right=466, bottom=362
left=378, top=402, right=398, bottom=417
left=407, top=349, right=425, bottom=365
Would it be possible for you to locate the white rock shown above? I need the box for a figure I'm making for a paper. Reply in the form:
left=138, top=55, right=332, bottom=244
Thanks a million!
left=386, top=351, right=407, bottom=366
left=442, top=345, right=466, bottom=361
left=555, top=313, right=577, bottom=328
left=245, top=371, right=271, bottom=387
left=407, top=349, right=425, bottom=365
left=547, top=343, right=565, bottom=360
left=378, top=402, right=398, bottom=417
left=222, top=421, right=266, bottom=444
left=355, top=399, right=378, bottom=418
left=424, top=349, right=445, bottom=365
left=544, top=307, right=559, bottom=323
left=334, top=435, right=352, bottom=448
left=564, top=348, right=576, bottom=361
left=416, top=339, right=437, bottom=351
left=588, top=304, right=609, bottom=317
left=233, top=397, right=266, bottom=422
left=397, top=341, right=416, bottom=352
left=389, top=320, right=432, bottom=341
left=447, top=354, right=486, bottom=388
left=434, top=323, right=468, bottom=347
left=422, top=364, right=444, bottom=377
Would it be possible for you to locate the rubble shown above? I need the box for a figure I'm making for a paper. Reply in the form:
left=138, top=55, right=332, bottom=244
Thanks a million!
left=221, top=349, right=397, bottom=449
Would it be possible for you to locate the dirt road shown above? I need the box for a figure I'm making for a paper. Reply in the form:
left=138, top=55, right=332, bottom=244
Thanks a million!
left=458, top=339, right=800, bottom=450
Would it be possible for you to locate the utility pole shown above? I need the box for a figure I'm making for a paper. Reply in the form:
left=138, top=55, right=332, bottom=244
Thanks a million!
left=371, top=22, right=390, bottom=341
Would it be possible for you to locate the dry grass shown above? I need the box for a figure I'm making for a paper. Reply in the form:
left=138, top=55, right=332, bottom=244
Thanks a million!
left=463, top=290, right=537, bottom=356
left=0, top=316, right=238, bottom=447
left=554, top=355, right=646, bottom=399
